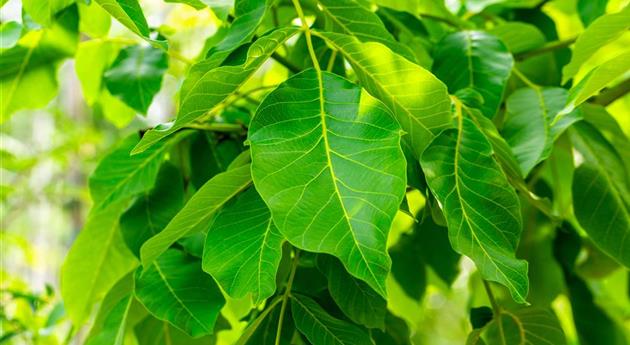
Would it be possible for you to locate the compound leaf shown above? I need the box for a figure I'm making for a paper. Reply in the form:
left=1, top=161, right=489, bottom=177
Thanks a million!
left=249, top=69, right=406, bottom=297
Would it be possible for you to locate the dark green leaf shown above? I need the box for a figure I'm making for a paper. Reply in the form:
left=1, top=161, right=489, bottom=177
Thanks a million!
left=103, top=45, right=168, bottom=114
left=202, top=187, right=284, bottom=304
left=577, top=0, right=608, bottom=26
left=135, top=249, right=225, bottom=337
left=317, top=255, right=387, bottom=329
left=249, top=69, right=406, bottom=297
left=420, top=107, right=528, bottom=303
left=290, top=293, right=374, bottom=345
left=433, top=31, right=513, bottom=118
left=120, top=163, right=185, bottom=258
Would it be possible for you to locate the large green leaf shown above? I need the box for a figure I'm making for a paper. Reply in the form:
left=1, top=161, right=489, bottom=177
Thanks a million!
left=132, top=27, right=298, bottom=154
left=562, top=5, right=630, bottom=83
left=316, top=0, right=415, bottom=61
left=290, top=293, right=374, bottom=345
left=135, top=249, right=225, bottom=337
left=420, top=106, right=528, bottom=303
left=85, top=274, right=134, bottom=345
left=315, top=31, right=452, bottom=157
left=61, top=202, right=138, bottom=324
left=93, top=0, right=154, bottom=43
left=103, top=45, right=168, bottom=114
left=317, top=255, right=387, bottom=329
left=202, top=187, right=284, bottom=304
left=502, top=87, right=581, bottom=176
left=432, top=31, right=513, bottom=118
left=474, top=308, right=567, bottom=345
left=140, top=163, right=252, bottom=267
left=565, top=51, right=630, bottom=110
left=572, top=165, right=630, bottom=268
left=120, top=163, right=185, bottom=258
left=89, top=132, right=188, bottom=210
left=248, top=69, right=406, bottom=297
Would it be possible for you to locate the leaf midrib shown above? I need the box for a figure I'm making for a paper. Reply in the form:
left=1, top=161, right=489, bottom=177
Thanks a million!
left=292, top=296, right=346, bottom=345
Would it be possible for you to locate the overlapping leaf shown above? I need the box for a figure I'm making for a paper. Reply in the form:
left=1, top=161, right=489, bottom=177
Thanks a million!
left=93, top=0, right=155, bottom=43
left=132, top=27, right=298, bottom=154
left=249, top=69, right=406, bottom=297
left=135, top=249, right=225, bottom=337
left=432, top=31, right=513, bottom=118
left=290, top=294, right=374, bottom=345
left=202, top=187, right=284, bottom=304
left=85, top=274, right=134, bottom=345
left=472, top=308, right=567, bottom=345
left=420, top=106, right=528, bottom=303
left=140, top=163, right=252, bottom=267
left=502, top=87, right=581, bottom=176
left=315, top=31, right=452, bottom=157
left=562, top=5, right=630, bottom=83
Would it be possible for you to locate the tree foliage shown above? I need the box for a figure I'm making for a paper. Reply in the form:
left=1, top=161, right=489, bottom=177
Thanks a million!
left=2, top=0, right=630, bottom=344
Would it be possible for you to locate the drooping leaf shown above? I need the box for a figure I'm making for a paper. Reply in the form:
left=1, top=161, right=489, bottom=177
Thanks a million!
left=316, top=0, right=416, bottom=62
left=315, top=31, right=452, bottom=157
left=562, top=5, right=630, bottom=83
left=432, top=31, right=513, bottom=118
left=565, top=51, right=630, bottom=110
left=0, top=5, right=78, bottom=121
left=93, top=0, right=164, bottom=47
left=290, top=293, right=374, bottom=345
left=135, top=249, right=225, bottom=337
left=103, top=45, right=168, bottom=114
left=74, top=40, right=119, bottom=105
left=120, top=163, right=185, bottom=258
left=89, top=132, right=188, bottom=210
left=502, top=87, right=582, bottom=176
left=572, top=165, right=630, bottom=268
left=61, top=202, right=138, bottom=324
left=140, top=163, right=252, bottom=267
left=478, top=308, right=567, bottom=345
left=85, top=274, right=134, bottom=345
left=577, top=0, right=608, bottom=26
left=420, top=104, right=528, bottom=303
left=202, top=187, right=284, bottom=304
left=248, top=69, right=406, bottom=297
left=317, top=255, right=387, bottom=329
left=132, top=27, right=298, bottom=154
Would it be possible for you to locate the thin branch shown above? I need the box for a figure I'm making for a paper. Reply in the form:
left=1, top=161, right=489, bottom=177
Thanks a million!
left=183, top=123, right=245, bottom=133
left=593, top=77, right=630, bottom=106
left=275, top=250, right=300, bottom=345
left=515, top=37, right=577, bottom=61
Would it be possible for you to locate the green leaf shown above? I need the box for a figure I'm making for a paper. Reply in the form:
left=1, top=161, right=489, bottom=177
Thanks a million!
left=93, top=0, right=153, bottom=42
left=22, top=0, right=74, bottom=26
left=89, top=132, right=188, bottom=210
left=85, top=274, right=134, bottom=345
left=120, top=163, right=185, bottom=258
left=132, top=27, right=298, bottom=154
left=248, top=69, right=406, bottom=297
left=565, top=51, right=630, bottom=110
left=317, top=255, right=387, bottom=329
left=135, top=249, right=225, bottom=337
left=0, top=22, right=23, bottom=50
left=502, top=87, right=582, bottom=176
left=420, top=105, right=528, bottom=303
left=577, top=0, right=608, bottom=26
left=478, top=308, right=567, bottom=345
left=316, top=0, right=416, bottom=62
left=487, top=22, right=546, bottom=54
left=290, top=293, right=374, bottom=345
left=202, top=187, right=284, bottom=304
left=237, top=299, right=294, bottom=345
left=572, top=165, right=630, bottom=268
left=74, top=40, right=119, bottom=105
left=315, top=31, right=452, bottom=157
left=370, top=312, right=412, bottom=345
left=389, top=231, right=426, bottom=301
left=432, top=31, right=513, bottom=118
left=165, top=0, right=207, bottom=10
left=103, top=44, right=168, bottom=114
left=77, top=1, right=111, bottom=38
left=61, top=202, right=138, bottom=324
left=562, top=5, right=630, bottom=84
left=140, top=163, right=252, bottom=267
